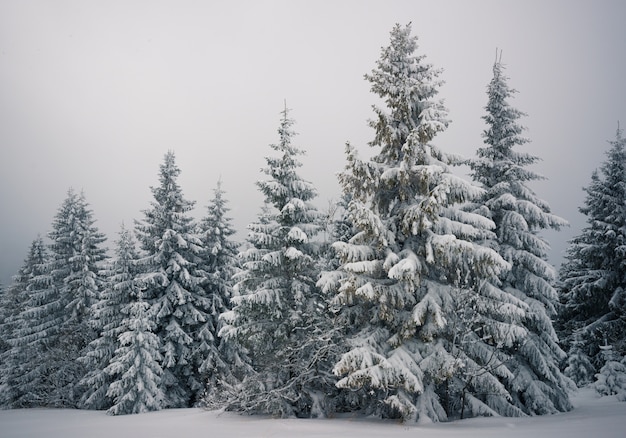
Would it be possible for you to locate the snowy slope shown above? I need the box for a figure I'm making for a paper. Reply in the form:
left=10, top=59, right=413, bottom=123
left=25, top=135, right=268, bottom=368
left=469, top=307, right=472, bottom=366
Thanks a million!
left=0, top=387, right=624, bottom=438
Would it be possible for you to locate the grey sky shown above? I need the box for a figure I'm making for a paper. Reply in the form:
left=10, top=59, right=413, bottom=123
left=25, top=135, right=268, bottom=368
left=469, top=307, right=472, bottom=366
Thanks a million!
left=1, top=0, right=625, bottom=285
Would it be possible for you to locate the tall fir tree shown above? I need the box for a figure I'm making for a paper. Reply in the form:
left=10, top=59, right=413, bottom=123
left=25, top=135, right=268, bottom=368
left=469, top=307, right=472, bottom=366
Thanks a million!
left=78, top=225, right=141, bottom=409
left=0, top=236, right=49, bottom=407
left=48, top=189, right=108, bottom=406
left=468, top=56, right=572, bottom=414
left=221, top=107, right=337, bottom=417
left=10, top=190, right=107, bottom=407
left=318, top=24, right=512, bottom=422
left=196, top=179, right=250, bottom=405
left=135, top=151, right=209, bottom=407
left=558, top=127, right=626, bottom=385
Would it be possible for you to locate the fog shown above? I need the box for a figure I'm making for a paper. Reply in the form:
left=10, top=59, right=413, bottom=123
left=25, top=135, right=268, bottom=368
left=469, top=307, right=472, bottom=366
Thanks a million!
left=1, top=0, right=625, bottom=285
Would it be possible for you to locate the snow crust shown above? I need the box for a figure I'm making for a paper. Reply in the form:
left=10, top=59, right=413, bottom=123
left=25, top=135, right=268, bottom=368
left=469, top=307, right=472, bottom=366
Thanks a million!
left=0, top=387, right=624, bottom=438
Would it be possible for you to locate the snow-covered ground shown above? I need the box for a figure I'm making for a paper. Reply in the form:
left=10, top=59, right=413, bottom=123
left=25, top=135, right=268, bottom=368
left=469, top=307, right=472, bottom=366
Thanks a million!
left=0, top=387, right=624, bottom=438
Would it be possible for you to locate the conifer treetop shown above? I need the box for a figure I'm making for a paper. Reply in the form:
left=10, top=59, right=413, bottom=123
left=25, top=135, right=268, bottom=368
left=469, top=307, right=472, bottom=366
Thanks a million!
left=366, top=23, right=449, bottom=148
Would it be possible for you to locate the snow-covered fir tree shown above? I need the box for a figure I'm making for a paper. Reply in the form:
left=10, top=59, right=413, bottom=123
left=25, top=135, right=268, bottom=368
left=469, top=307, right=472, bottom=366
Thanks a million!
left=196, top=179, right=250, bottom=406
left=9, top=190, right=107, bottom=407
left=0, top=283, right=6, bottom=360
left=221, top=107, right=338, bottom=417
left=48, top=189, right=108, bottom=406
left=78, top=225, right=141, bottom=409
left=594, top=344, right=626, bottom=401
left=0, top=236, right=49, bottom=407
left=468, top=56, right=573, bottom=413
left=318, top=24, right=512, bottom=422
left=563, top=331, right=596, bottom=387
left=105, top=287, right=164, bottom=415
left=135, top=151, right=209, bottom=407
left=558, top=128, right=626, bottom=385
left=6, top=239, right=58, bottom=407
left=318, top=192, right=356, bottom=274
left=330, top=192, right=356, bottom=246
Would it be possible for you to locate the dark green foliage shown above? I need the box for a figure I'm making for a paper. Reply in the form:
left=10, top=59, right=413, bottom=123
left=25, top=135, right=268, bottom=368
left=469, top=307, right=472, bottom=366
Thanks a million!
left=558, top=128, right=626, bottom=385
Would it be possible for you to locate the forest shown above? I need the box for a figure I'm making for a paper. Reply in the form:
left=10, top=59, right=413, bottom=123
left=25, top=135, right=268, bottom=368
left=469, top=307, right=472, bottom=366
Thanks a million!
left=0, top=23, right=624, bottom=422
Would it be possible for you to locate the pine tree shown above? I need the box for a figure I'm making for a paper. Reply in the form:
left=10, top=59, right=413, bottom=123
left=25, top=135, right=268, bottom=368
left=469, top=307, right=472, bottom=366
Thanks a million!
left=468, top=56, right=572, bottom=414
left=220, top=107, right=336, bottom=417
left=135, top=151, right=209, bottom=407
left=0, top=236, right=49, bottom=407
left=196, top=179, right=248, bottom=405
left=318, top=24, right=510, bottom=422
left=105, top=288, right=164, bottom=415
left=558, top=128, right=626, bottom=383
left=78, top=225, right=141, bottom=409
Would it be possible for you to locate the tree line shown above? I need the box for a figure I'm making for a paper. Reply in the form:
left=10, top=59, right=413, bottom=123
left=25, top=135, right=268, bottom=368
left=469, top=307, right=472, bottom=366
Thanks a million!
left=1, top=23, right=624, bottom=420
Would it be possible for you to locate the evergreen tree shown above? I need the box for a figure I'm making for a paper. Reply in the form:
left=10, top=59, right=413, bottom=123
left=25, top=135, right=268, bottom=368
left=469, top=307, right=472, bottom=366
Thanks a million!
left=9, top=240, right=58, bottom=407
left=0, top=236, right=49, bottom=407
left=221, top=107, right=336, bottom=417
left=558, top=128, right=626, bottom=383
left=594, top=345, right=626, bottom=401
left=330, top=192, right=356, bottom=246
left=135, top=151, right=209, bottom=407
left=0, top=282, right=6, bottom=359
left=563, top=332, right=596, bottom=387
left=10, top=190, right=107, bottom=407
left=468, top=56, right=572, bottom=413
left=196, top=179, right=248, bottom=405
left=48, top=189, right=108, bottom=406
left=78, top=225, right=141, bottom=409
left=318, top=24, right=510, bottom=422
left=105, top=288, right=164, bottom=415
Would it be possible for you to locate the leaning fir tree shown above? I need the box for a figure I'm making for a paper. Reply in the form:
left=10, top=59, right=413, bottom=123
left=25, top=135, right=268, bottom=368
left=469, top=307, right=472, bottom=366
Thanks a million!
left=468, top=55, right=572, bottom=413
left=134, top=151, right=210, bottom=407
left=318, top=24, right=513, bottom=422
left=221, top=107, right=337, bottom=417
left=558, top=128, right=626, bottom=385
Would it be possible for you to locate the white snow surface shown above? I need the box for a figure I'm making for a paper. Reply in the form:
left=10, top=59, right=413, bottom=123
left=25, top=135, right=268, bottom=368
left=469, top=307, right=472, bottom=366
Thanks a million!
left=0, top=387, right=624, bottom=438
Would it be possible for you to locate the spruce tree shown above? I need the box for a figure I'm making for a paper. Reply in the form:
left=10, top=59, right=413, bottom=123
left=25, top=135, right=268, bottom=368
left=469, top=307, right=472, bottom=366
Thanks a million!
left=0, top=236, right=49, bottom=407
left=9, top=240, right=58, bottom=407
left=135, top=151, right=209, bottom=407
left=105, top=288, right=164, bottom=415
left=10, top=190, right=107, bottom=407
left=558, top=128, right=626, bottom=384
left=78, top=225, right=141, bottom=409
left=48, top=189, right=108, bottom=406
left=594, top=344, right=626, bottom=401
left=196, top=179, right=248, bottom=405
left=318, top=24, right=510, bottom=422
left=221, top=107, right=336, bottom=417
left=468, top=56, right=572, bottom=414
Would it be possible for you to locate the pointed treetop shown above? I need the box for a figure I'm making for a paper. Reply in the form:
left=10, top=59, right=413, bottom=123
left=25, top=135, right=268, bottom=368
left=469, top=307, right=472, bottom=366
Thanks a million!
left=366, top=22, right=449, bottom=146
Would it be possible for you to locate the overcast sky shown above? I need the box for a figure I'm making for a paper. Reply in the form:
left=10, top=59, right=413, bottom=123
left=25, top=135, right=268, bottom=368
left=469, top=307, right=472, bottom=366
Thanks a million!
left=1, top=0, right=625, bottom=285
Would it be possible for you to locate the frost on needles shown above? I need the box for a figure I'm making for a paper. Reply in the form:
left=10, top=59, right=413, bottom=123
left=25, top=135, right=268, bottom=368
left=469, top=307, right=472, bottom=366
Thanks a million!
left=220, top=106, right=339, bottom=418
left=318, top=24, right=572, bottom=422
